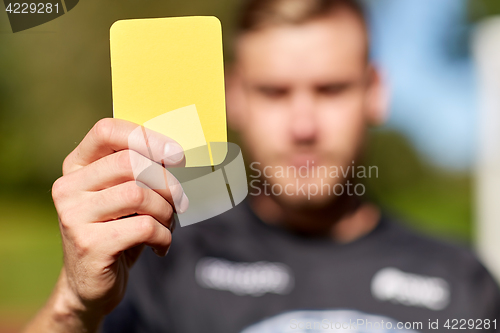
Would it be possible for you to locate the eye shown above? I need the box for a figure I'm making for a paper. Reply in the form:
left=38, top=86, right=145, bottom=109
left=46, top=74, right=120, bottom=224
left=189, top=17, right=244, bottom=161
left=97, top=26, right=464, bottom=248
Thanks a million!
left=256, top=86, right=289, bottom=99
left=317, top=82, right=352, bottom=96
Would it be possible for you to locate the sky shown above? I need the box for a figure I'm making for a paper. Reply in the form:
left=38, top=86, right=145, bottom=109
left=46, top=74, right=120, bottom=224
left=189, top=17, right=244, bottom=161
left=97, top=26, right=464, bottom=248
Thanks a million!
left=365, top=0, right=477, bottom=170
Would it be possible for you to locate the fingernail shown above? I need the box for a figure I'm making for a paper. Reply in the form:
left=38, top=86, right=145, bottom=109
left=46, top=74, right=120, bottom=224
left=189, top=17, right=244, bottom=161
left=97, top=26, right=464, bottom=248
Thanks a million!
left=152, top=247, right=161, bottom=257
left=164, top=142, right=184, bottom=164
left=152, top=247, right=168, bottom=257
left=168, top=217, right=176, bottom=234
left=177, top=193, right=189, bottom=214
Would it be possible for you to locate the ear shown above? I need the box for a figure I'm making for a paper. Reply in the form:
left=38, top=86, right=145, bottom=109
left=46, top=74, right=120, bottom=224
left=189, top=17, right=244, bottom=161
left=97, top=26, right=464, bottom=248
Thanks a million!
left=225, top=64, right=247, bottom=132
left=365, top=64, right=390, bottom=126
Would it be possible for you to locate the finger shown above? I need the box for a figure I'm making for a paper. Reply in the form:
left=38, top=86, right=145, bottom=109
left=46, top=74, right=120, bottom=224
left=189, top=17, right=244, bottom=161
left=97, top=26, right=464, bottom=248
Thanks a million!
left=61, top=150, right=188, bottom=213
left=67, top=149, right=175, bottom=191
left=95, top=215, right=172, bottom=256
left=87, top=181, right=174, bottom=228
left=64, top=118, right=185, bottom=174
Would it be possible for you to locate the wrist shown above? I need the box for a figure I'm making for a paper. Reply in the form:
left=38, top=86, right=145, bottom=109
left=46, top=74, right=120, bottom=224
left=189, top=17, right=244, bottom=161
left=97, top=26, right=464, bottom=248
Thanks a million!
left=49, top=268, right=104, bottom=332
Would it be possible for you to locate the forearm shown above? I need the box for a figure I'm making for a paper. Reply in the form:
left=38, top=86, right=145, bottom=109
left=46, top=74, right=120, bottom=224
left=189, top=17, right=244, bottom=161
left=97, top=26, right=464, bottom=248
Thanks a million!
left=23, top=268, right=104, bottom=333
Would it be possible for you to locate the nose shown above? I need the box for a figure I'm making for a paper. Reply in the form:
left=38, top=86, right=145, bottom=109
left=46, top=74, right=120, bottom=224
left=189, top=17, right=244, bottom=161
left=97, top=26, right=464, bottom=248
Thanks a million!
left=289, top=90, right=317, bottom=143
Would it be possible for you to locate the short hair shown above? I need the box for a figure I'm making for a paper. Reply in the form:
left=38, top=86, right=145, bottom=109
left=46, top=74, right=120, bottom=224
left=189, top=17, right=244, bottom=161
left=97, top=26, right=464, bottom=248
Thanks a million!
left=237, top=0, right=368, bottom=34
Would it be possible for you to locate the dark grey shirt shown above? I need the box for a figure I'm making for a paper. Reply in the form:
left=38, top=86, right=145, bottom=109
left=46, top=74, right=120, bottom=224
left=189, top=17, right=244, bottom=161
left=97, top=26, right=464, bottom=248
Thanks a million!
left=103, top=201, right=500, bottom=332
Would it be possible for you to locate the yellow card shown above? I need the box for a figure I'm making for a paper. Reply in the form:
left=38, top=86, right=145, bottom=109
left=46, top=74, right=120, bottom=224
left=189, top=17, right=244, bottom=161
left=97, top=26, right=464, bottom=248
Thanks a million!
left=110, top=16, right=227, bottom=166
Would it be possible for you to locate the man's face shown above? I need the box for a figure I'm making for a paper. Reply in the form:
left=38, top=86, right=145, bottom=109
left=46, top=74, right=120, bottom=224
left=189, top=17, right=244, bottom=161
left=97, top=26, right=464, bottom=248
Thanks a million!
left=232, top=11, right=376, bottom=209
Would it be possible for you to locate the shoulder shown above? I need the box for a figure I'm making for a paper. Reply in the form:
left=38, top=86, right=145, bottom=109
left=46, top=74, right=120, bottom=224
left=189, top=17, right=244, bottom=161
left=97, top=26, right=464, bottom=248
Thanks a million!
left=377, top=216, right=485, bottom=273
left=376, top=215, right=500, bottom=309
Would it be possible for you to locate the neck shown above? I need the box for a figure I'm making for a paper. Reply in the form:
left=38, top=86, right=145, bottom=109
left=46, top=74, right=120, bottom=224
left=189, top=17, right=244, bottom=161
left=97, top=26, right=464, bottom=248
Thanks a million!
left=250, top=193, right=380, bottom=243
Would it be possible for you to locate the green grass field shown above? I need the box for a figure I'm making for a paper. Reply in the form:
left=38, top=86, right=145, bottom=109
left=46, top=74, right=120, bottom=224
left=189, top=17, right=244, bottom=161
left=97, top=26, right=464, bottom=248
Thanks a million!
left=0, top=191, right=62, bottom=331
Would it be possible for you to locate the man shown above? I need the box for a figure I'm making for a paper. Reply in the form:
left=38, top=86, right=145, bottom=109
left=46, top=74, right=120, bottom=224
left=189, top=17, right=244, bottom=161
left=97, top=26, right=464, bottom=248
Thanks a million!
left=24, top=0, right=500, bottom=332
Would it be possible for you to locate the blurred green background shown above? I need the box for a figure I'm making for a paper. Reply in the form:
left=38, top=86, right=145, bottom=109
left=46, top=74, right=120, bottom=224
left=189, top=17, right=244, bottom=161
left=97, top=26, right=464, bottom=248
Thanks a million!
left=0, top=0, right=499, bottom=331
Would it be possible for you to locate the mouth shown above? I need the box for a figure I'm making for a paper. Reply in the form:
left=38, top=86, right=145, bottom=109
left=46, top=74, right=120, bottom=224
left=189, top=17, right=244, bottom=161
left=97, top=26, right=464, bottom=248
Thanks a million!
left=289, top=153, right=319, bottom=168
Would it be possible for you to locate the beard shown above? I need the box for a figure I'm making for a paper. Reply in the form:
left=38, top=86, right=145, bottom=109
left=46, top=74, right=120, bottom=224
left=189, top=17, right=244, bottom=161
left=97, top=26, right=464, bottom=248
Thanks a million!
left=249, top=160, right=362, bottom=211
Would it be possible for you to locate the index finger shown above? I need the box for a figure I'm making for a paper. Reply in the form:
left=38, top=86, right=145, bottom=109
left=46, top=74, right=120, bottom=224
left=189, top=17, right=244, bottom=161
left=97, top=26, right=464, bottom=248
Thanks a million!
left=63, top=118, right=185, bottom=174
